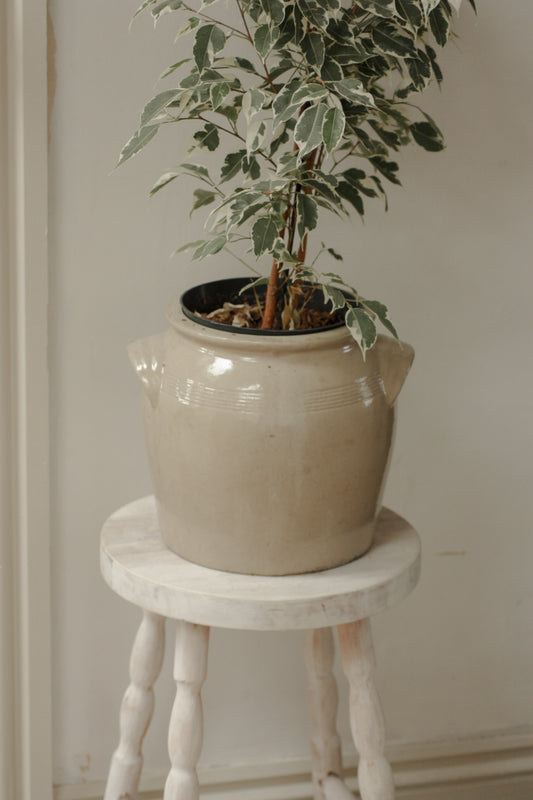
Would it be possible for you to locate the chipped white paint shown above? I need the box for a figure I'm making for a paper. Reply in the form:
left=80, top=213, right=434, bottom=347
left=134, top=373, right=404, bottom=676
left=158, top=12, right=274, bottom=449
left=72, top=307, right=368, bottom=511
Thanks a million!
left=164, top=621, right=209, bottom=800
left=101, top=498, right=420, bottom=798
left=100, top=497, right=421, bottom=631
left=303, top=628, right=343, bottom=800
left=104, top=611, right=165, bottom=800
left=338, top=620, right=395, bottom=800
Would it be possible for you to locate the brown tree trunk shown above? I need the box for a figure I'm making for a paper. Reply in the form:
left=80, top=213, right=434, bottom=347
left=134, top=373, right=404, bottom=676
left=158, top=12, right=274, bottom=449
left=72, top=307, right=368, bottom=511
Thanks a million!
left=261, top=259, right=280, bottom=329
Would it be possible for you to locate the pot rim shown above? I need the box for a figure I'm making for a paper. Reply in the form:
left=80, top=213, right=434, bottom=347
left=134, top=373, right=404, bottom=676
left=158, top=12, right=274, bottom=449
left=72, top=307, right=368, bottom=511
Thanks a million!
left=176, top=276, right=347, bottom=337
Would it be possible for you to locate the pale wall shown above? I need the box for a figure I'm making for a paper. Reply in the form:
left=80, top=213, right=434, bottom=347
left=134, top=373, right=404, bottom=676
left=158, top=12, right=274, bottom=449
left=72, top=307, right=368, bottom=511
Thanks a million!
left=47, top=0, right=533, bottom=789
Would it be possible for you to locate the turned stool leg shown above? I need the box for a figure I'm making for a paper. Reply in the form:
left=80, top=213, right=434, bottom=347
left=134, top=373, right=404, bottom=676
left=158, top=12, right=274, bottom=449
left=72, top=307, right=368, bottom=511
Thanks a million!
left=303, top=628, right=343, bottom=800
left=164, top=620, right=210, bottom=800
left=104, top=609, right=165, bottom=800
left=337, top=620, right=395, bottom=800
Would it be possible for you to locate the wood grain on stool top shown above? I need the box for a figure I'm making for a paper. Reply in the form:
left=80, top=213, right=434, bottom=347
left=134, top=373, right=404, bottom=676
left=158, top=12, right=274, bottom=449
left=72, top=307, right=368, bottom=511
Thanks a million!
left=100, top=496, right=420, bottom=631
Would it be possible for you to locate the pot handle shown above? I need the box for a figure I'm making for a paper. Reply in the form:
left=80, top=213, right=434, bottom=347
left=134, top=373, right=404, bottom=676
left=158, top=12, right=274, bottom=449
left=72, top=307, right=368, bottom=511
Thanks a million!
left=127, top=335, right=164, bottom=409
left=377, top=336, right=415, bottom=407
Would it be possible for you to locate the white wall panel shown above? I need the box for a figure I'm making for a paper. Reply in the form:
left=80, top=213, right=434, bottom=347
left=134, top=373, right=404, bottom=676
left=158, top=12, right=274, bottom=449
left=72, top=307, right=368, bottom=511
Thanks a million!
left=47, top=0, right=533, bottom=792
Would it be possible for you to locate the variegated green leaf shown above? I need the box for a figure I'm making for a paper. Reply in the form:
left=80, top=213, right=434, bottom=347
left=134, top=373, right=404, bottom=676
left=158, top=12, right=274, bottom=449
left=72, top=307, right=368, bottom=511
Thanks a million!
left=242, top=154, right=261, bottom=180
left=294, top=103, right=327, bottom=158
left=322, top=285, right=346, bottom=311
left=176, top=16, right=200, bottom=40
left=362, top=299, right=398, bottom=338
left=254, top=23, right=280, bottom=58
left=325, top=247, right=343, bottom=261
left=150, top=162, right=212, bottom=195
left=216, top=99, right=242, bottom=125
left=260, top=0, right=285, bottom=25
left=334, top=79, right=375, bottom=107
left=410, top=119, right=444, bottom=151
left=151, top=0, right=183, bottom=21
left=220, top=150, right=247, bottom=182
left=395, top=0, right=424, bottom=30
left=325, top=18, right=356, bottom=46
left=292, top=83, right=329, bottom=106
left=337, top=182, right=364, bottom=216
left=246, top=118, right=267, bottom=154
left=242, top=88, right=269, bottom=122
left=297, top=0, right=328, bottom=29
left=429, top=4, right=451, bottom=46
left=407, top=51, right=432, bottom=90
left=175, top=239, right=205, bottom=253
left=372, top=22, right=415, bottom=57
left=321, top=58, right=343, bottom=82
left=272, top=79, right=301, bottom=126
left=425, top=44, right=443, bottom=83
left=140, top=89, right=181, bottom=126
left=210, top=82, right=231, bottom=109
left=325, top=40, right=369, bottom=65
left=192, top=122, right=220, bottom=151
left=369, top=155, right=401, bottom=185
left=118, top=124, right=159, bottom=166
left=343, top=167, right=378, bottom=198
left=419, top=0, right=440, bottom=12
left=181, top=163, right=211, bottom=180
left=193, top=24, right=226, bottom=71
left=150, top=171, right=180, bottom=195
left=192, top=235, right=227, bottom=260
left=270, top=122, right=291, bottom=156
left=191, top=188, right=216, bottom=213
left=133, top=0, right=156, bottom=19
left=356, top=0, right=396, bottom=18
left=322, top=270, right=350, bottom=284
left=323, top=106, right=345, bottom=153
left=304, top=177, right=339, bottom=204
left=231, top=199, right=269, bottom=229
left=301, top=32, right=325, bottom=69
left=276, top=152, right=299, bottom=176
left=252, top=216, right=279, bottom=256
left=296, top=194, right=318, bottom=238
left=239, top=276, right=270, bottom=294
left=216, top=56, right=259, bottom=74
left=272, top=237, right=299, bottom=262
left=345, top=307, right=377, bottom=355
left=160, top=58, right=191, bottom=79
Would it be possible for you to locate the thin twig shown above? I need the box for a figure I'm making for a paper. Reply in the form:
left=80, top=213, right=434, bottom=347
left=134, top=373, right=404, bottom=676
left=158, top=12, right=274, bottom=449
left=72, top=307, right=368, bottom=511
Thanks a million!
left=182, top=2, right=249, bottom=39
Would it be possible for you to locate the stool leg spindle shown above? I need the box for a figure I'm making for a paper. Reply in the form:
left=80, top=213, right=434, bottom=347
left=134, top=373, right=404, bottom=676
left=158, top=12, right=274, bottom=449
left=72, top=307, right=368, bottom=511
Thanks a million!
left=303, top=628, right=344, bottom=800
left=104, top=609, right=165, bottom=800
left=164, top=620, right=210, bottom=800
left=338, top=620, right=395, bottom=800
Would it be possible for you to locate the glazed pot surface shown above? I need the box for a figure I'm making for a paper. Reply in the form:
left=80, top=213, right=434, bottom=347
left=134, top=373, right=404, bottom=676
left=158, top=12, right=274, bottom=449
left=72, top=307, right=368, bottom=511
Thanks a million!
left=129, top=280, right=413, bottom=575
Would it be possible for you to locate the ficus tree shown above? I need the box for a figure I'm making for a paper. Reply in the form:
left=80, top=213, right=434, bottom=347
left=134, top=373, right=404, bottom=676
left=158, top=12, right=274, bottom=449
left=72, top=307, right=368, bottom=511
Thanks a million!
left=120, top=0, right=475, bottom=353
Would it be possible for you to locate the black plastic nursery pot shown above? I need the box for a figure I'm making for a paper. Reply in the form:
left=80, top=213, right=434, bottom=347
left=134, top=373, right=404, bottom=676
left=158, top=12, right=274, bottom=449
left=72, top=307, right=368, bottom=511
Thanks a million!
left=180, top=276, right=346, bottom=335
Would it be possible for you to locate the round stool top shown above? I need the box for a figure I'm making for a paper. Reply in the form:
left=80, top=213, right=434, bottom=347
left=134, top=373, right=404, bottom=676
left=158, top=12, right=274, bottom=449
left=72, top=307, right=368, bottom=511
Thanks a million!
left=100, top=496, right=421, bottom=631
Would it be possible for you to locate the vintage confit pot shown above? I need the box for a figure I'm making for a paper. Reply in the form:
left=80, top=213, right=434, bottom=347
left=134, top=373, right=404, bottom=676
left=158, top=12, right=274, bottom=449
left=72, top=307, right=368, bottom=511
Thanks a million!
left=129, top=278, right=414, bottom=575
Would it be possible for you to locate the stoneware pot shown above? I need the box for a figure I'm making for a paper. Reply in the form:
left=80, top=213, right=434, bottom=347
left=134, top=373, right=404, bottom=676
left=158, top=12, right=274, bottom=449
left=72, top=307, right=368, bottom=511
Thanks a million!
left=129, top=277, right=414, bottom=575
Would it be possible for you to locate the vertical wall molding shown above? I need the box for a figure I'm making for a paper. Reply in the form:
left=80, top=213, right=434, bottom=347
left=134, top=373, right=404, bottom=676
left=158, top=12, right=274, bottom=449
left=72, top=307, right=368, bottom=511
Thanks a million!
left=0, top=2, right=15, bottom=796
left=1, top=1, right=53, bottom=799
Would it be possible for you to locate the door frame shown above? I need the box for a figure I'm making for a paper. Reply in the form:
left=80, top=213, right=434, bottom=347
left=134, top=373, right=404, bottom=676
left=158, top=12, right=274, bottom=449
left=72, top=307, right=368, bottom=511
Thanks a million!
left=1, top=1, right=53, bottom=798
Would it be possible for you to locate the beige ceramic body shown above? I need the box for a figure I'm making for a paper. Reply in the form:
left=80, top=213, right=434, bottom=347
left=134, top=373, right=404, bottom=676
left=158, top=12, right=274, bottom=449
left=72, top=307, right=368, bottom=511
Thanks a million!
left=129, top=297, right=414, bottom=575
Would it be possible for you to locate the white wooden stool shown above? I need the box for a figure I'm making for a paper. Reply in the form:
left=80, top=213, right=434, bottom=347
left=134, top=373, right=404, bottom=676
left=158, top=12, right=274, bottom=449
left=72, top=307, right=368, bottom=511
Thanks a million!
left=100, top=496, right=420, bottom=800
